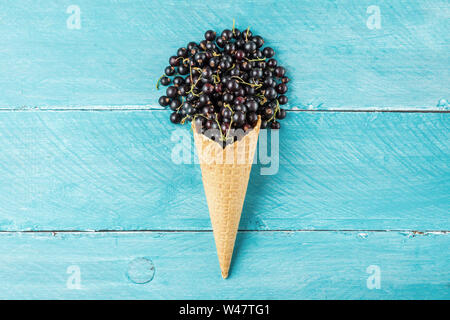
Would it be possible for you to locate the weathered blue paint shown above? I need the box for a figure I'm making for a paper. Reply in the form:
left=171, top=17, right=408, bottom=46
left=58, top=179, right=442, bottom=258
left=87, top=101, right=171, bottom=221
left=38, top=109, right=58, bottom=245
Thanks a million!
left=0, top=231, right=448, bottom=299
left=0, top=0, right=448, bottom=109
left=0, top=111, right=448, bottom=231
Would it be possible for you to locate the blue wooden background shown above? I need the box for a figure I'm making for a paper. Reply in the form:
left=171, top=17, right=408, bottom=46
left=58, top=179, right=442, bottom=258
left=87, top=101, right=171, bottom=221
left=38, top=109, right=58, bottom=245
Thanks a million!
left=0, top=0, right=449, bottom=299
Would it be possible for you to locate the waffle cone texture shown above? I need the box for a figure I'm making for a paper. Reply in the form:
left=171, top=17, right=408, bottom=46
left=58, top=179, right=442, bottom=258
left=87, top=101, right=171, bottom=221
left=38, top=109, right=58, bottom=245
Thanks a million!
left=192, top=118, right=261, bottom=278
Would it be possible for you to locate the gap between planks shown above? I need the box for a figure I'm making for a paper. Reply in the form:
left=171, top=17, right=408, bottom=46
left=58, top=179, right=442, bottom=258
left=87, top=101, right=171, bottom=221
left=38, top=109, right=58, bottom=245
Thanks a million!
left=0, top=107, right=448, bottom=113
left=0, top=229, right=448, bottom=234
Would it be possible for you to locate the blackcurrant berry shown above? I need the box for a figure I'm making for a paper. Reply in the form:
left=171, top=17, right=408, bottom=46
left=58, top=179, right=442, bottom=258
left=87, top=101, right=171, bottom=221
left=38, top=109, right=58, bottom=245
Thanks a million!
left=187, top=42, right=197, bottom=50
left=232, top=29, right=241, bottom=39
left=254, top=49, right=264, bottom=59
left=264, top=70, right=273, bottom=77
left=263, top=107, right=274, bottom=119
left=229, top=68, right=240, bottom=77
left=185, top=104, right=195, bottom=115
left=204, top=30, right=216, bottom=41
left=205, top=41, right=216, bottom=51
left=244, top=41, right=257, bottom=53
left=215, top=83, right=223, bottom=93
left=232, top=111, right=246, bottom=127
left=253, top=35, right=264, bottom=48
left=202, top=83, right=215, bottom=94
left=216, top=37, right=225, bottom=48
left=221, top=107, right=232, bottom=119
left=264, top=87, right=277, bottom=100
left=218, top=60, right=228, bottom=70
left=186, top=92, right=196, bottom=102
left=195, top=116, right=206, bottom=128
left=277, top=108, right=286, bottom=120
left=226, top=79, right=240, bottom=92
left=160, top=76, right=171, bottom=86
left=262, top=47, right=275, bottom=58
left=158, top=96, right=170, bottom=107
left=245, top=86, right=256, bottom=96
left=198, top=94, right=210, bottom=106
left=240, top=61, right=251, bottom=71
left=199, top=40, right=207, bottom=50
left=165, top=66, right=175, bottom=76
left=247, top=112, right=258, bottom=125
left=178, top=65, right=189, bottom=75
left=260, top=120, right=268, bottom=129
left=235, top=50, right=245, bottom=61
left=276, top=83, right=288, bottom=94
left=278, top=95, right=288, bottom=105
left=221, top=122, right=229, bottom=133
left=178, top=85, right=189, bottom=96
left=177, top=47, right=188, bottom=57
left=236, top=87, right=246, bottom=97
left=195, top=52, right=207, bottom=65
left=234, top=96, right=245, bottom=105
left=205, top=120, right=213, bottom=129
left=208, top=112, right=217, bottom=121
left=223, top=93, right=234, bottom=103
left=173, top=76, right=184, bottom=87
left=224, top=60, right=232, bottom=69
left=166, top=86, right=178, bottom=98
left=201, top=67, right=212, bottom=78
left=250, top=68, right=263, bottom=79
left=210, top=120, right=219, bottom=130
left=190, top=47, right=199, bottom=56
left=274, top=66, right=286, bottom=78
left=169, top=56, right=180, bottom=67
left=235, top=104, right=247, bottom=113
left=209, top=57, right=220, bottom=69
left=202, top=105, right=214, bottom=115
left=170, top=112, right=181, bottom=124
left=271, top=121, right=281, bottom=129
left=221, top=29, right=233, bottom=41
left=169, top=98, right=181, bottom=111
left=246, top=100, right=259, bottom=112
left=263, top=77, right=276, bottom=88
left=236, top=38, right=245, bottom=48
left=224, top=42, right=236, bottom=53
left=243, top=29, right=253, bottom=39
left=267, top=58, right=277, bottom=68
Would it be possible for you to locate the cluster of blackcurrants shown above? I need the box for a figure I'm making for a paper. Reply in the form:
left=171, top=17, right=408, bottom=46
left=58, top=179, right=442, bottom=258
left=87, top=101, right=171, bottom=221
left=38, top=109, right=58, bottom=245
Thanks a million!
left=158, top=26, right=289, bottom=145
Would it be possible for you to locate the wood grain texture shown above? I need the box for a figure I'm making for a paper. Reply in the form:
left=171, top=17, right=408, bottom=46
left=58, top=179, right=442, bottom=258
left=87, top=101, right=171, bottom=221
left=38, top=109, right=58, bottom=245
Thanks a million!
left=0, top=111, right=448, bottom=231
left=0, top=231, right=448, bottom=299
left=0, top=0, right=448, bottom=110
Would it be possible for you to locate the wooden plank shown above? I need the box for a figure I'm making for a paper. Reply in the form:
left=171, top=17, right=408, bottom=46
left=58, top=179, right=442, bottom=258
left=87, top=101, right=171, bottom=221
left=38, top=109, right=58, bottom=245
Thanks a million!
left=0, top=231, right=448, bottom=299
left=0, top=0, right=448, bottom=110
left=0, top=111, right=448, bottom=231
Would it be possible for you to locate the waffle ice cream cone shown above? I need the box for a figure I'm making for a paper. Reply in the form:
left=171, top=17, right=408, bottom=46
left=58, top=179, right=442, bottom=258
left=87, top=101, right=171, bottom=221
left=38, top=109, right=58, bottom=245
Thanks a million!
left=192, top=118, right=261, bottom=278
